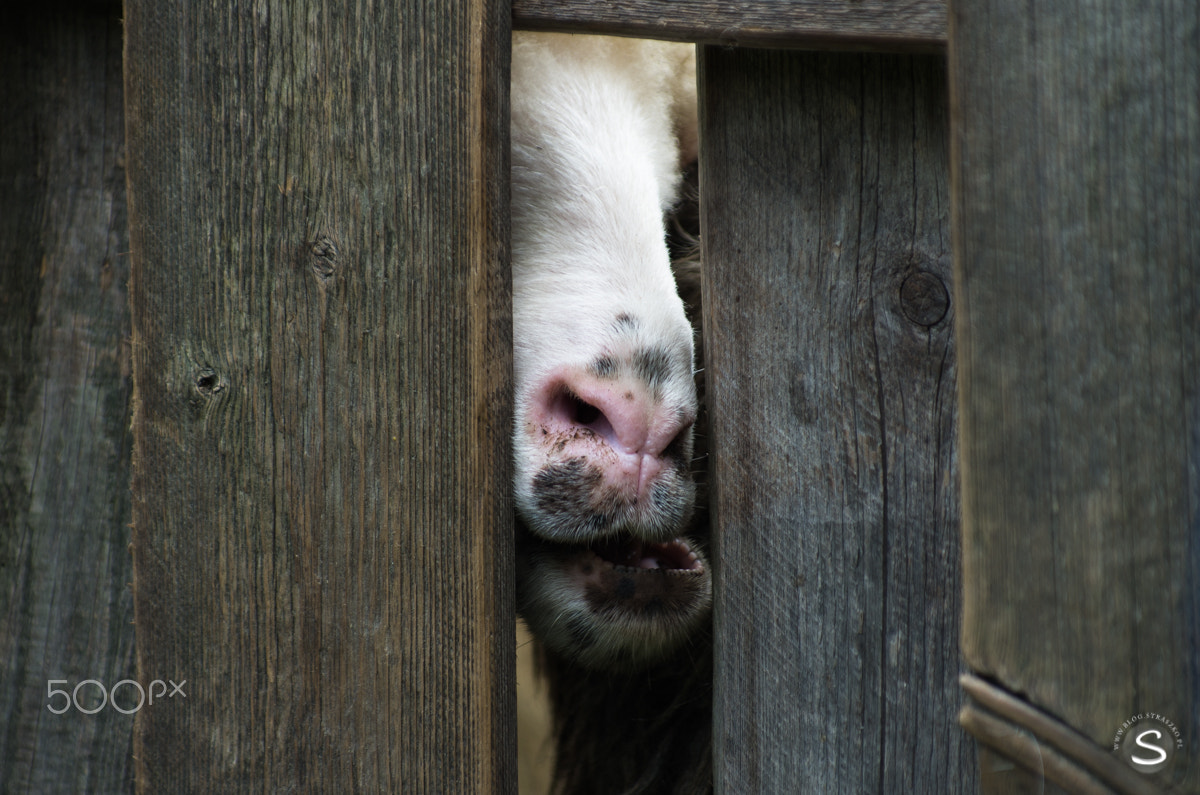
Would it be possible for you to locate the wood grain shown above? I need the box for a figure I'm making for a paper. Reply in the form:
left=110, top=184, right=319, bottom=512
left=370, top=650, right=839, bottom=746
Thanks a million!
left=701, top=48, right=975, bottom=791
left=123, top=1, right=513, bottom=790
left=949, top=1, right=1200, bottom=791
left=960, top=675, right=1159, bottom=795
left=513, top=0, right=947, bottom=53
left=0, top=5, right=135, bottom=792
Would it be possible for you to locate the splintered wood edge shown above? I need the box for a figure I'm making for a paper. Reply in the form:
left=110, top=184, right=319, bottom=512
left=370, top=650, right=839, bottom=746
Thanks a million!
left=958, top=674, right=1163, bottom=795
left=511, top=0, right=947, bottom=53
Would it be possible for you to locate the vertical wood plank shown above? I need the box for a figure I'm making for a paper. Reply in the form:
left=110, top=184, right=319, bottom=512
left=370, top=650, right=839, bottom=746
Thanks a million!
left=0, top=5, right=134, bottom=792
left=701, top=48, right=975, bottom=792
left=949, top=1, right=1200, bottom=791
left=123, top=1, right=512, bottom=790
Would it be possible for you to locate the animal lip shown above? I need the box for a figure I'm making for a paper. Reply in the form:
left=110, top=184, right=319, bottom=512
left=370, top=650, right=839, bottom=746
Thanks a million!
left=589, top=534, right=703, bottom=573
left=515, top=521, right=713, bottom=669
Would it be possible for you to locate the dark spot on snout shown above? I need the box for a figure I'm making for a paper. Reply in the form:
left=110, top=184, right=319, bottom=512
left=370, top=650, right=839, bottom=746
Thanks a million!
left=633, top=347, right=673, bottom=392
left=533, top=458, right=610, bottom=534
left=615, top=576, right=635, bottom=600
left=614, top=313, right=639, bottom=332
left=589, top=355, right=618, bottom=379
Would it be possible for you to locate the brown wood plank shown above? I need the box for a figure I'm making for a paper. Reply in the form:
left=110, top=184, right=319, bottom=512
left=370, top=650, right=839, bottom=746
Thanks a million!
left=513, top=0, right=947, bottom=53
left=123, top=1, right=513, bottom=791
left=960, top=675, right=1159, bottom=795
left=0, top=5, right=135, bottom=792
left=701, top=48, right=975, bottom=791
left=949, top=0, right=1200, bottom=791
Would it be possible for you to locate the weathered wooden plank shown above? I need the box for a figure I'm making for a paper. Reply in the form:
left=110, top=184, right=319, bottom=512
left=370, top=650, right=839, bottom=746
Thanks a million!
left=949, top=0, right=1200, bottom=791
left=513, top=0, right=947, bottom=53
left=123, top=1, right=513, bottom=791
left=0, top=5, right=134, bottom=792
left=960, top=675, right=1158, bottom=795
left=701, top=48, right=975, bottom=792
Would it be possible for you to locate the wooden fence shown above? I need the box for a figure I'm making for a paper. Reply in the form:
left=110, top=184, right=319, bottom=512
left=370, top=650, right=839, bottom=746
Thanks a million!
left=1, top=1, right=1195, bottom=793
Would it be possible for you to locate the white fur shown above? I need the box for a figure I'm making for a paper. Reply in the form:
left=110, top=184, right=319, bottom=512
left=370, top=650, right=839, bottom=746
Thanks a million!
left=510, top=33, right=707, bottom=668
left=510, top=33, right=698, bottom=540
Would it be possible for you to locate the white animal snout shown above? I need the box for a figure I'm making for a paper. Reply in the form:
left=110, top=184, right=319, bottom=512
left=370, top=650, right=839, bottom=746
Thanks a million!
left=520, top=354, right=696, bottom=542
left=540, top=367, right=694, bottom=484
left=511, top=32, right=709, bottom=669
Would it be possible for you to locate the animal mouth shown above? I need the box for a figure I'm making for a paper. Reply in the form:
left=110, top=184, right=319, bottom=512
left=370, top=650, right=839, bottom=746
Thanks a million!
left=516, top=523, right=712, bottom=669
left=587, top=533, right=703, bottom=573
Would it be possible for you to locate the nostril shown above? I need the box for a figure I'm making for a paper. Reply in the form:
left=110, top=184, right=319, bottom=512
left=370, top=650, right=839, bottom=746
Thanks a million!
left=565, top=392, right=601, bottom=426
left=662, top=417, right=695, bottom=460
left=538, top=375, right=688, bottom=458
left=552, top=389, right=616, bottom=443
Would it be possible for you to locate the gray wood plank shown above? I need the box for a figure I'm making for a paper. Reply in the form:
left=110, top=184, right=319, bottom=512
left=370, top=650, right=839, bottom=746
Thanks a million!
left=701, top=48, right=975, bottom=792
left=123, top=1, right=513, bottom=790
left=949, top=1, right=1200, bottom=791
left=513, top=0, right=946, bottom=53
left=0, top=5, right=135, bottom=793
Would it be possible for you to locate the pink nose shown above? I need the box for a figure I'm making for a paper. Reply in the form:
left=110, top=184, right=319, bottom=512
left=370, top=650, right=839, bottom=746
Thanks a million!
left=532, top=372, right=694, bottom=496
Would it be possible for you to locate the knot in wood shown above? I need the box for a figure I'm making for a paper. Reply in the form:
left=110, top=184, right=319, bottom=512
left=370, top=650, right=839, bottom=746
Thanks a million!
left=309, top=236, right=338, bottom=279
left=194, top=367, right=224, bottom=397
left=899, top=270, right=949, bottom=327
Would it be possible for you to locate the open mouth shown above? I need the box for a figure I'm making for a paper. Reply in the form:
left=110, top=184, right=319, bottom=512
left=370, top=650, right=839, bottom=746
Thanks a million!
left=588, top=533, right=703, bottom=573
left=516, top=525, right=712, bottom=669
